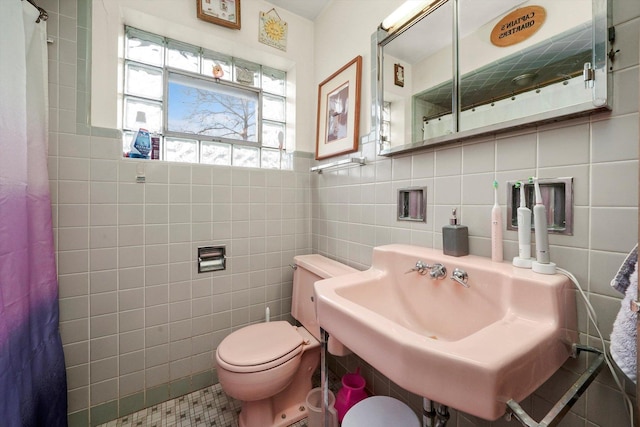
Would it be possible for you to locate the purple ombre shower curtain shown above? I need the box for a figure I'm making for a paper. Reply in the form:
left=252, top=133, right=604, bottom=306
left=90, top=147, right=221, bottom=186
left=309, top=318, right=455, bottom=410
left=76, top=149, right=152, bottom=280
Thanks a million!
left=0, top=1, right=68, bottom=425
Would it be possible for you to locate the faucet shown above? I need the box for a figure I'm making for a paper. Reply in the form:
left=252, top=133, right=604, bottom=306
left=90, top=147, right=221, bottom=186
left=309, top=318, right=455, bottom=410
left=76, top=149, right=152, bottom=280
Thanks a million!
left=406, top=261, right=447, bottom=279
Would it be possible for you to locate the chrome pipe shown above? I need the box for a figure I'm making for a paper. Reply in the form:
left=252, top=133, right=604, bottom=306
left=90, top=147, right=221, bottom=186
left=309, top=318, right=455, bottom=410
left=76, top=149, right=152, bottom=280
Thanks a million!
left=320, top=328, right=330, bottom=427
left=423, top=397, right=436, bottom=427
left=435, top=404, right=450, bottom=427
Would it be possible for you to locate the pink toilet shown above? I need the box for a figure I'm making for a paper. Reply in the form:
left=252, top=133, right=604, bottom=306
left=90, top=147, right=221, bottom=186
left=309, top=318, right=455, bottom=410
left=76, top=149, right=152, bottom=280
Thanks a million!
left=215, top=254, right=356, bottom=427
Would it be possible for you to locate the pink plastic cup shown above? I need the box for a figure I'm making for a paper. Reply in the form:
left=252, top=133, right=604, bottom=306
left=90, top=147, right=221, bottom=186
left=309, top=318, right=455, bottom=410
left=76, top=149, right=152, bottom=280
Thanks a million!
left=335, top=368, right=368, bottom=422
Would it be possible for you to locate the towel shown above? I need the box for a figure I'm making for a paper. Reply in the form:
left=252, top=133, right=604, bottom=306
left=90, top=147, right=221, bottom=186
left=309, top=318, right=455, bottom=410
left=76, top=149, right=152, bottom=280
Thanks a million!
left=611, top=245, right=637, bottom=293
left=610, top=245, right=638, bottom=384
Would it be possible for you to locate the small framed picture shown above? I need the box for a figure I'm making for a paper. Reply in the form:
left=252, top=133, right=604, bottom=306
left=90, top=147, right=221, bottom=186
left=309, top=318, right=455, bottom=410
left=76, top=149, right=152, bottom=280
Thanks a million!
left=394, top=63, right=404, bottom=87
left=197, top=0, right=241, bottom=30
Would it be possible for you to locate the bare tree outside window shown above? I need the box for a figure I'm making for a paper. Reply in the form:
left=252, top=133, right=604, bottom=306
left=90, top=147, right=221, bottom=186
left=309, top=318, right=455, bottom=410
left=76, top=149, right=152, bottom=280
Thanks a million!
left=167, top=73, right=258, bottom=143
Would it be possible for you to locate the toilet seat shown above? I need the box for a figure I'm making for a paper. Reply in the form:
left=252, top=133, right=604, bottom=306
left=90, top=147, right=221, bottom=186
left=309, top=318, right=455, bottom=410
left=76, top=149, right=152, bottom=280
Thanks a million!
left=217, top=321, right=304, bottom=373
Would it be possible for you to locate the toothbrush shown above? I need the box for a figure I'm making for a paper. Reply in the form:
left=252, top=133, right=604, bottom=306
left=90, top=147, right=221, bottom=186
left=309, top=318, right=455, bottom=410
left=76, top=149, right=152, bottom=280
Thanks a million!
left=531, top=177, right=556, bottom=274
left=531, top=177, right=549, bottom=263
left=491, top=180, right=503, bottom=262
left=512, top=181, right=532, bottom=268
left=517, top=181, right=532, bottom=259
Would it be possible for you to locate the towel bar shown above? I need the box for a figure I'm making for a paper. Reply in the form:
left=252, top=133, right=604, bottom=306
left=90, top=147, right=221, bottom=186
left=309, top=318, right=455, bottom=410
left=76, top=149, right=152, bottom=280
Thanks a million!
left=506, top=344, right=605, bottom=427
left=310, top=156, right=366, bottom=174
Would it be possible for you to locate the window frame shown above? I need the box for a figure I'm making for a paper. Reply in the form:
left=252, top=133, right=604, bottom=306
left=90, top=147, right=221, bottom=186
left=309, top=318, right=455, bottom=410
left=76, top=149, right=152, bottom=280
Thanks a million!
left=163, top=68, right=263, bottom=147
left=122, top=26, right=290, bottom=169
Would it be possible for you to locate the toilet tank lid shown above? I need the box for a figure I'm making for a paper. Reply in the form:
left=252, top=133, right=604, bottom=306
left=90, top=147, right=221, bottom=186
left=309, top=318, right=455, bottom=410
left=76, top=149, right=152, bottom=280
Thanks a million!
left=294, top=254, right=358, bottom=279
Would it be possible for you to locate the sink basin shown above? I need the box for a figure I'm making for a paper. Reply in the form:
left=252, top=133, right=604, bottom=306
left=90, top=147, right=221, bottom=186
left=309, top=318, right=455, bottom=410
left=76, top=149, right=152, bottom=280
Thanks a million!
left=314, top=244, right=577, bottom=421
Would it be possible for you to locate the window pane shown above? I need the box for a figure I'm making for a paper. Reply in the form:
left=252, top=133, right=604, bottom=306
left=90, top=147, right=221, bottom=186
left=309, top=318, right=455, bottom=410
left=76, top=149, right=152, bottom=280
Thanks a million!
left=263, top=95, right=285, bottom=122
left=167, top=40, right=200, bottom=73
left=124, top=97, right=162, bottom=133
left=233, top=145, right=260, bottom=168
left=281, top=152, right=293, bottom=170
left=262, top=67, right=286, bottom=95
left=165, top=137, right=198, bottom=163
left=201, top=141, right=231, bottom=165
left=126, top=28, right=164, bottom=66
left=202, top=51, right=232, bottom=82
left=261, top=148, right=281, bottom=169
left=262, top=121, right=285, bottom=149
left=167, top=72, right=259, bottom=143
left=382, top=102, right=391, bottom=121
left=122, top=131, right=135, bottom=157
left=125, top=62, right=163, bottom=100
left=234, top=59, right=260, bottom=87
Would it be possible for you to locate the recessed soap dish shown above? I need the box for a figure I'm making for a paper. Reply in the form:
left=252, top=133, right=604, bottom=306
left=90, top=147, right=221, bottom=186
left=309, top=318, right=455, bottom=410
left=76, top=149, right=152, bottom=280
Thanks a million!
left=398, top=187, right=427, bottom=222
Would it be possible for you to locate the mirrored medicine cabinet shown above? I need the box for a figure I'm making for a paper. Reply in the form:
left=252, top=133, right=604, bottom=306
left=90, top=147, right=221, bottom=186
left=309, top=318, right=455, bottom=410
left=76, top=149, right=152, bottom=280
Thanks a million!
left=374, top=0, right=612, bottom=156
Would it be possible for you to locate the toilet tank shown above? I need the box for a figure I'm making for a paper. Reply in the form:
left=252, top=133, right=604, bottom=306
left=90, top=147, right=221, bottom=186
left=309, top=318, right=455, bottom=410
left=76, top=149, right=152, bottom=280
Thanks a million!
left=292, top=254, right=357, bottom=342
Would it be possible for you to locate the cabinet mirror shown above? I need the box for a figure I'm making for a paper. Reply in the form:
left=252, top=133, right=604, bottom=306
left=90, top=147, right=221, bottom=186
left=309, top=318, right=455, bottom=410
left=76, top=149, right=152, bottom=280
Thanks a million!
left=376, top=0, right=611, bottom=155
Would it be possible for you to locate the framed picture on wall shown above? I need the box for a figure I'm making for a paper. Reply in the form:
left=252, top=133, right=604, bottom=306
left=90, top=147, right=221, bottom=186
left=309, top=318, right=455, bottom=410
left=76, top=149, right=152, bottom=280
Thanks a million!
left=315, top=56, right=362, bottom=160
left=197, top=0, right=241, bottom=30
left=394, top=63, right=404, bottom=87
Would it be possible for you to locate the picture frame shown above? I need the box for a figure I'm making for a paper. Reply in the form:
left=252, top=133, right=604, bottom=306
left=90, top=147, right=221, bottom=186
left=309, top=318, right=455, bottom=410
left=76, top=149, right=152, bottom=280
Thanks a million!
left=394, top=63, right=404, bottom=87
left=315, top=56, right=362, bottom=160
left=197, top=0, right=241, bottom=30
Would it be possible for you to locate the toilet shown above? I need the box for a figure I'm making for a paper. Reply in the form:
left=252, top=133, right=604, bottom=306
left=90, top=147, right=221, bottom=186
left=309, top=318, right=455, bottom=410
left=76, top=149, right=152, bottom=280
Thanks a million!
left=215, top=254, right=357, bottom=427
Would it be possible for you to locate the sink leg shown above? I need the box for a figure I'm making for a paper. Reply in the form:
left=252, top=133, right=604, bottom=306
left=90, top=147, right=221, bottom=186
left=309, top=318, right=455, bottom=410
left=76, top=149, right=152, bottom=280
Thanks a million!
left=320, top=327, right=330, bottom=427
left=435, top=404, right=450, bottom=427
left=423, top=398, right=436, bottom=427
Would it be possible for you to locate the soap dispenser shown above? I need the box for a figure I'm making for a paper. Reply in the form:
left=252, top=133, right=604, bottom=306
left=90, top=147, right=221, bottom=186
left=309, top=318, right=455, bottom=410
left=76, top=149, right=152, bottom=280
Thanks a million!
left=442, top=208, right=468, bottom=257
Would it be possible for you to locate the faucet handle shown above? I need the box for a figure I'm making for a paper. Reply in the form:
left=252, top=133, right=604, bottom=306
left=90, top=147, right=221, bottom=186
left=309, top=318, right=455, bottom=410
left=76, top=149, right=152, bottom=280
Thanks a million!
left=451, top=268, right=469, bottom=288
left=429, top=263, right=447, bottom=280
left=405, top=260, right=429, bottom=275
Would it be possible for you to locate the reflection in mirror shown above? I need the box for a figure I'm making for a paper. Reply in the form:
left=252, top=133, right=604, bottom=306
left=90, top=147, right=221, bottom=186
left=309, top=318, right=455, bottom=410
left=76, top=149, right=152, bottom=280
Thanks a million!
left=458, top=1, right=592, bottom=132
left=376, top=0, right=610, bottom=155
left=381, top=1, right=453, bottom=150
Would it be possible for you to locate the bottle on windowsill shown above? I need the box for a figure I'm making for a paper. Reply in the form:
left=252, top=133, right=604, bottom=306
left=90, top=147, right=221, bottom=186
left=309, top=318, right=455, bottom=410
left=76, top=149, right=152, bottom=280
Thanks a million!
left=129, top=111, right=151, bottom=159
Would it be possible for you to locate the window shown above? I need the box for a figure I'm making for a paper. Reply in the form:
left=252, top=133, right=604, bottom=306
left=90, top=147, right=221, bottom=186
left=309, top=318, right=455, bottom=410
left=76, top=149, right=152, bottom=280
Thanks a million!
left=381, top=101, right=391, bottom=142
left=123, top=27, right=291, bottom=169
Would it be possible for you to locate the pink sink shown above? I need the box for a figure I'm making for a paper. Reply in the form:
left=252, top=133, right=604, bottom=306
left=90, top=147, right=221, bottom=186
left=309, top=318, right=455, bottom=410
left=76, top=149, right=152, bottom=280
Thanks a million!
left=314, top=244, right=577, bottom=421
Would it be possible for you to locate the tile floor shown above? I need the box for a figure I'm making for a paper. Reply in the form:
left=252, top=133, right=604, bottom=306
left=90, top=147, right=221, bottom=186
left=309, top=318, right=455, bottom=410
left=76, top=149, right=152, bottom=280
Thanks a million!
left=98, top=370, right=340, bottom=427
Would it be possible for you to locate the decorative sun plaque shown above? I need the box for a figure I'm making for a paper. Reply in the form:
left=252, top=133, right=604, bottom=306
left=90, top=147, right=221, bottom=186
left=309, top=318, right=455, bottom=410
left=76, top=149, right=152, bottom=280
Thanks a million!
left=259, top=8, right=287, bottom=51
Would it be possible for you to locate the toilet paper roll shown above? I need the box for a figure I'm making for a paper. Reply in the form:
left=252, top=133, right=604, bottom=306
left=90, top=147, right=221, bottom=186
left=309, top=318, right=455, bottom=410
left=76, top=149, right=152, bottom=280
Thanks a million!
left=199, top=258, right=225, bottom=271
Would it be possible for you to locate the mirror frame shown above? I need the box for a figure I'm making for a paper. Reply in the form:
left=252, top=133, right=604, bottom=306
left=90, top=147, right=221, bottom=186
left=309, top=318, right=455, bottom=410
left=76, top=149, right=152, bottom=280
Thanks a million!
left=375, top=0, right=611, bottom=156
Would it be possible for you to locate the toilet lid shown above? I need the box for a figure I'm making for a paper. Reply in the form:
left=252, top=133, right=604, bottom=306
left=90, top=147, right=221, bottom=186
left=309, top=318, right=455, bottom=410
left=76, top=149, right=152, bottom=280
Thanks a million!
left=217, top=321, right=304, bottom=372
left=342, top=396, right=420, bottom=427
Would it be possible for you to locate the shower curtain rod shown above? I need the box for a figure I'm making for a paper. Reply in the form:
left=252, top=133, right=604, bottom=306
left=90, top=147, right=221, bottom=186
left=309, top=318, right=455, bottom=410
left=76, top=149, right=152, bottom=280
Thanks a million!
left=24, top=0, right=48, bottom=23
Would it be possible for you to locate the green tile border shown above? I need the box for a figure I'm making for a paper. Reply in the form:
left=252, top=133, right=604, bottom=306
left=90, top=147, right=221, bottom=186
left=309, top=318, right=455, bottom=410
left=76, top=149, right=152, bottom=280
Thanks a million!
left=169, top=378, right=191, bottom=399
left=91, top=126, right=122, bottom=138
left=294, top=150, right=314, bottom=159
left=145, top=384, right=170, bottom=408
left=68, top=410, right=89, bottom=427
left=90, top=400, right=118, bottom=427
left=119, top=392, right=146, bottom=417
left=76, top=0, right=91, bottom=136
left=191, top=370, right=215, bottom=391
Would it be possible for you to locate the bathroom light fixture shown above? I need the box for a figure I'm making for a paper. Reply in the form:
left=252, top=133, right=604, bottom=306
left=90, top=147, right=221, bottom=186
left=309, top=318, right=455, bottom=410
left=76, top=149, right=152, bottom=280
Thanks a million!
left=511, top=73, right=537, bottom=87
left=381, top=0, right=434, bottom=33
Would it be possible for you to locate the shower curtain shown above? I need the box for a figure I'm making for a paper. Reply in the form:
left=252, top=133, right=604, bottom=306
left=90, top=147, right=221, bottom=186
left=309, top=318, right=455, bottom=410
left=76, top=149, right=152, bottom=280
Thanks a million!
left=0, top=1, right=68, bottom=425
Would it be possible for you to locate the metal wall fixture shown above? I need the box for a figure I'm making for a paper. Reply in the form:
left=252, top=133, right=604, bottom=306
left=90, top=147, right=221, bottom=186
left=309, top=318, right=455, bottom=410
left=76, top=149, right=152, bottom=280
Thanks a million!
left=506, top=177, right=573, bottom=235
left=397, top=187, right=427, bottom=222
left=197, top=246, right=226, bottom=273
left=310, top=156, right=366, bottom=174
